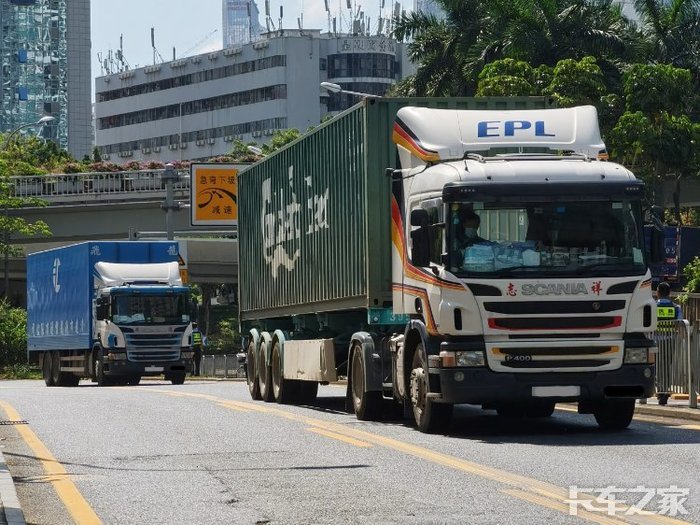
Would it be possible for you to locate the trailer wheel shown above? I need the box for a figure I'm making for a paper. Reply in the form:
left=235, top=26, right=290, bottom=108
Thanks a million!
left=271, top=341, right=300, bottom=404
left=594, top=399, right=635, bottom=430
left=246, top=340, right=261, bottom=400
left=410, top=345, right=453, bottom=433
left=351, top=345, right=381, bottom=420
left=42, top=353, right=55, bottom=387
left=258, top=340, right=274, bottom=402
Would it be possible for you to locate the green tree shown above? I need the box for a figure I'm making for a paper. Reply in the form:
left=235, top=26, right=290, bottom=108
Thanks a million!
left=0, top=299, right=27, bottom=367
left=476, top=59, right=537, bottom=96
left=542, top=56, right=608, bottom=107
left=633, top=0, right=700, bottom=79
left=261, top=129, right=301, bottom=155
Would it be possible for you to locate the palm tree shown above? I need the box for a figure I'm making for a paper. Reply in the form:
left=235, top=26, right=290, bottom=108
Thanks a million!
left=393, top=0, right=637, bottom=97
left=633, top=0, right=700, bottom=77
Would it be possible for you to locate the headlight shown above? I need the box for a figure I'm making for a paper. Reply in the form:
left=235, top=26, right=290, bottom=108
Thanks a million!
left=181, top=351, right=194, bottom=359
left=439, top=350, right=485, bottom=367
left=107, top=352, right=127, bottom=361
left=624, top=347, right=652, bottom=364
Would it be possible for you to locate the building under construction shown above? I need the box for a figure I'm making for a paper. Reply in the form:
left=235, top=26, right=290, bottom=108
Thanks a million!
left=0, top=0, right=92, bottom=159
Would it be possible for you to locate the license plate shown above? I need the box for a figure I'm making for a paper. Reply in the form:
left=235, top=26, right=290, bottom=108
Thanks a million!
left=145, top=366, right=164, bottom=372
left=532, top=385, right=580, bottom=397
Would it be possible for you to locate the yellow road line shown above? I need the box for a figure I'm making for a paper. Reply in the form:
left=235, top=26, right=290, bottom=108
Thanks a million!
left=153, top=390, right=690, bottom=525
left=501, top=488, right=631, bottom=525
left=0, top=400, right=101, bottom=525
left=557, top=405, right=700, bottom=431
left=673, top=424, right=700, bottom=431
left=307, top=427, right=372, bottom=448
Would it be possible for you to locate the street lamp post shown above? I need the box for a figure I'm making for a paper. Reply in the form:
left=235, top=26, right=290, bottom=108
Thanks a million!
left=161, top=163, right=181, bottom=240
left=1, top=115, right=55, bottom=298
left=320, top=82, right=376, bottom=99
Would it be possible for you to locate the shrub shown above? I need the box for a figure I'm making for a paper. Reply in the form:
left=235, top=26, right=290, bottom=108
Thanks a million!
left=0, top=300, right=27, bottom=368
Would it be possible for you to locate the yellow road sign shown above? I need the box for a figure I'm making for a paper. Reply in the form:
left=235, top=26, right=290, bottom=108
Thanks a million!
left=190, top=163, right=238, bottom=226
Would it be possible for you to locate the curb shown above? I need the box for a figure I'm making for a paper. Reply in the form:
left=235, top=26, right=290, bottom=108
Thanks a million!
left=0, top=449, right=25, bottom=525
left=635, top=404, right=700, bottom=422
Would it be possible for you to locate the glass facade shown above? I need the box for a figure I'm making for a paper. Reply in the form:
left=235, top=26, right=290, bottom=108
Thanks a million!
left=223, top=0, right=263, bottom=47
left=0, top=0, right=91, bottom=158
left=0, top=0, right=65, bottom=146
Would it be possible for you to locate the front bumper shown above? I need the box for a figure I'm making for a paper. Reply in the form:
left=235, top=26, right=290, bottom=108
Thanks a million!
left=436, top=364, right=655, bottom=404
left=103, top=358, right=192, bottom=377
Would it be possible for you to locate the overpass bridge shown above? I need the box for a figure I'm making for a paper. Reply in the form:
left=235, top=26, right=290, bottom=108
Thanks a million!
left=3, top=169, right=244, bottom=304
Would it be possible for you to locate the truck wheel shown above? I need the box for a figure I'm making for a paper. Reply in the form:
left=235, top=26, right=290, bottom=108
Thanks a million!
left=271, top=342, right=299, bottom=404
left=258, top=340, right=274, bottom=402
left=410, top=345, right=453, bottom=433
left=351, top=345, right=381, bottom=420
left=93, top=353, right=109, bottom=387
left=246, top=340, right=261, bottom=400
left=42, top=353, right=55, bottom=387
left=594, top=399, right=635, bottom=430
left=127, top=376, right=141, bottom=386
left=170, top=373, right=186, bottom=385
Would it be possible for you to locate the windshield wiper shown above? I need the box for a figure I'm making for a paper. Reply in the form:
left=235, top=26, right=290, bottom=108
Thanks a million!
left=491, top=265, right=544, bottom=277
left=574, top=262, right=643, bottom=275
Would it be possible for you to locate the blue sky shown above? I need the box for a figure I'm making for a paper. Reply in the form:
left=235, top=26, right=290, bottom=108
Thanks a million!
left=90, top=1, right=410, bottom=84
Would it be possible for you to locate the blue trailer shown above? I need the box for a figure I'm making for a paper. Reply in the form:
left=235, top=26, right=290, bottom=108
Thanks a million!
left=645, top=226, right=700, bottom=291
left=27, top=241, right=194, bottom=386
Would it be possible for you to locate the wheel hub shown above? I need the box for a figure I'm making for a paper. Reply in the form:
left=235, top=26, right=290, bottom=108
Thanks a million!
left=410, top=368, right=426, bottom=410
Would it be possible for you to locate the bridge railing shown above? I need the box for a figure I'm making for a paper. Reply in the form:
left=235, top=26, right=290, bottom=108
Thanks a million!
left=10, top=170, right=191, bottom=203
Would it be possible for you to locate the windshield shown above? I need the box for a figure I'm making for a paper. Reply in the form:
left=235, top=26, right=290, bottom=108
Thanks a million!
left=111, top=293, right=191, bottom=325
left=448, top=200, right=646, bottom=278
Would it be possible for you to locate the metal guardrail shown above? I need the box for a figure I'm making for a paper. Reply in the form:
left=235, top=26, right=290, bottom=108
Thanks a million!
left=200, top=354, right=246, bottom=379
left=10, top=170, right=191, bottom=203
left=651, top=319, right=698, bottom=408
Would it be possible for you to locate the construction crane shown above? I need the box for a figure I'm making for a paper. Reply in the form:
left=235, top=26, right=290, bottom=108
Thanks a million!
left=181, top=29, right=219, bottom=58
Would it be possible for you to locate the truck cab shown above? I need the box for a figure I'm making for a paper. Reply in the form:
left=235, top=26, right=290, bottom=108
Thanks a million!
left=92, top=261, right=194, bottom=385
left=391, top=105, right=657, bottom=431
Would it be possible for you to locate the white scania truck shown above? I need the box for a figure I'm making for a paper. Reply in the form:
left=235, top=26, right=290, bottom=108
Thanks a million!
left=239, top=98, right=658, bottom=432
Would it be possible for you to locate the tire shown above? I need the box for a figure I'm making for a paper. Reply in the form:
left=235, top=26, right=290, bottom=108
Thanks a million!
left=42, top=353, right=55, bottom=387
left=271, top=342, right=299, bottom=404
left=50, top=353, right=80, bottom=387
left=350, top=345, right=382, bottom=421
left=298, top=381, right=318, bottom=404
left=93, top=351, right=109, bottom=387
left=170, top=373, right=186, bottom=385
left=127, top=376, right=141, bottom=386
left=410, top=345, right=453, bottom=433
left=258, top=340, right=274, bottom=402
left=246, top=340, right=261, bottom=400
left=594, top=400, right=635, bottom=430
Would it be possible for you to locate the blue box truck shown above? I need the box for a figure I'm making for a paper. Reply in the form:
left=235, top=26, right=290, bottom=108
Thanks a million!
left=27, top=241, right=194, bottom=386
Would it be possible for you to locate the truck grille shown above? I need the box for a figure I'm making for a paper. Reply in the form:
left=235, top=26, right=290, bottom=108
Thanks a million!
left=488, top=343, right=622, bottom=372
left=122, top=330, right=182, bottom=362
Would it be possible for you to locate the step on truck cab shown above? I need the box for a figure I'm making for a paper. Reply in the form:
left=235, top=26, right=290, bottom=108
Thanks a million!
left=239, top=98, right=657, bottom=432
left=27, top=241, right=194, bottom=386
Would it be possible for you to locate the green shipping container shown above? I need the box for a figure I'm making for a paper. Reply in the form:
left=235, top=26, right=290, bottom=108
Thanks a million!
left=238, top=96, right=554, bottom=322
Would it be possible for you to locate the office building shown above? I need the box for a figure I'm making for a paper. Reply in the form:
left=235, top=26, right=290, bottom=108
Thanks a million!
left=223, top=0, right=264, bottom=47
left=94, top=30, right=413, bottom=163
left=0, top=0, right=92, bottom=159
